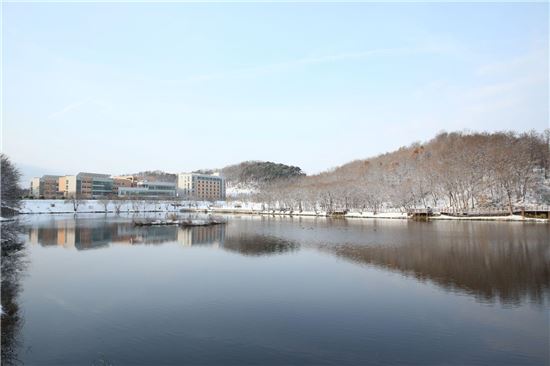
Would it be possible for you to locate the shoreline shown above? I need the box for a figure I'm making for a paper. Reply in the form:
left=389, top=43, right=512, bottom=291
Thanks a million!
left=13, top=200, right=549, bottom=223
left=192, top=208, right=550, bottom=223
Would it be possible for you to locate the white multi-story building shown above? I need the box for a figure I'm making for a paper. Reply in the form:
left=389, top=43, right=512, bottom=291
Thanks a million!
left=177, top=173, right=225, bottom=201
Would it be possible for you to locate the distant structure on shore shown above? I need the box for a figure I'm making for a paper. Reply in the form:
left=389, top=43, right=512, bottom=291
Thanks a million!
left=31, top=175, right=61, bottom=199
left=29, top=171, right=225, bottom=201
left=118, top=181, right=176, bottom=198
left=177, top=173, right=226, bottom=201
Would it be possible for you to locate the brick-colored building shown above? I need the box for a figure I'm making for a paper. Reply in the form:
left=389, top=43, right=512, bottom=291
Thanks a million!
left=58, top=173, right=114, bottom=199
left=113, top=177, right=136, bottom=195
left=30, top=175, right=62, bottom=198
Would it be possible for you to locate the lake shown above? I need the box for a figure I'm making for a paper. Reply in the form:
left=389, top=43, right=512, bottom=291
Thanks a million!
left=4, top=214, right=549, bottom=365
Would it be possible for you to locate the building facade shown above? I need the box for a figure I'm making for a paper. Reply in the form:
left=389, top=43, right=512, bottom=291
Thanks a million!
left=114, top=175, right=138, bottom=185
left=30, top=177, right=41, bottom=198
left=30, top=175, right=62, bottom=198
left=58, top=173, right=114, bottom=199
left=58, top=175, right=77, bottom=198
left=118, top=181, right=176, bottom=198
left=177, top=173, right=226, bottom=201
left=113, top=177, right=136, bottom=195
left=30, top=172, right=226, bottom=201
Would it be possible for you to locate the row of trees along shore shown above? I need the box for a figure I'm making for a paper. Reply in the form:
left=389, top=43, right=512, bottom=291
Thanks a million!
left=253, top=131, right=550, bottom=214
left=1, top=154, right=22, bottom=217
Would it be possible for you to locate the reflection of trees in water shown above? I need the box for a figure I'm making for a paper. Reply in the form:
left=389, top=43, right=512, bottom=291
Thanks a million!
left=1, top=221, right=26, bottom=365
left=24, top=217, right=550, bottom=305
left=223, top=234, right=299, bottom=256
left=324, top=238, right=550, bottom=305
left=28, top=218, right=300, bottom=257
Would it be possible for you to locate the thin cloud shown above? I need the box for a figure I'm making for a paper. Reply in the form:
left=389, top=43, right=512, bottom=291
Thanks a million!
left=48, top=98, right=93, bottom=119
left=47, top=98, right=112, bottom=119
left=166, top=47, right=416, bottom=84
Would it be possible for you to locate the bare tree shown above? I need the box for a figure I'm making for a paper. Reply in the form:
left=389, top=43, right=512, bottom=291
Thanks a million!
left=0, top=154, right=22, bottom=216
left=98, top=197, right=111, bottom=213
left=65, top=194, right=85, bottom=213
left=244, top=131, right=549, bottom=215
left=112, top=198, right=124, bottom=214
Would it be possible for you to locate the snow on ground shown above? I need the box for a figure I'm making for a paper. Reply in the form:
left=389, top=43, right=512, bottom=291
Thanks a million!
left=346, top=211, right=408, bottom=219
left=17, top=200, right=548, bottom=222
left=18, top=199, right=263, bottom=214
left=432, top=214, right=548, bottom=222
left=20, top=199, right=197, bottom=214
left=225, top=182, right=258, bottom=197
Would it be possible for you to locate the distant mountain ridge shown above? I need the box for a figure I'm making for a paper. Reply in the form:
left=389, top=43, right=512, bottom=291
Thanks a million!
left=122, top=162, right=306, bottom=186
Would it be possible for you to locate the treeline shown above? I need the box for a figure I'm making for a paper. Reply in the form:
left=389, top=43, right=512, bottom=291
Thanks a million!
left=221, top=161, right=305, bottom=184
left=1, top=154, right=22, bottom=216
left=125, top=170, right=177, bottom=182
left=254, top=131, right=550, bottom=213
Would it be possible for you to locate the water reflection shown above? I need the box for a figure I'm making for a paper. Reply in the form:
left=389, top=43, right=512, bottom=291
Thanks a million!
left=223, top=234, right=299, bottom=256
left=234, top=217, right=550, bottom=305
left=324, top=238, right=550, bottom=305
left=27, top=217, right=298, bottom=256
left=25, top=216, right=550, bottom=305
left=14, top=216, right=550, bottom=365
left=27, top=218, right=226, bottom=249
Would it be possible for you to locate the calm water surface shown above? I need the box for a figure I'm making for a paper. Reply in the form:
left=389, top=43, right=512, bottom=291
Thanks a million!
left=7, top=214, right=550, bottom=365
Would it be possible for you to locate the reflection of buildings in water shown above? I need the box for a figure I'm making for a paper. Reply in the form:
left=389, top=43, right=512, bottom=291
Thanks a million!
left=29, top=222, right=136, bottom=249
left=134, top=226, right=178, bottom=244
left=28, top=227, right=38, bottom=246
left=177, top=225, right=225, bottom=248
left=110, top=224, right=178, bottom=245
left=56, top=223, right=76, bottom=249
left=28, top=220, right=226, bottom=249
left=28, top=220, right=77, bottom=249
left=28, top=223, right=112, bottom=250
left=27, top=218, right=547, bottom=304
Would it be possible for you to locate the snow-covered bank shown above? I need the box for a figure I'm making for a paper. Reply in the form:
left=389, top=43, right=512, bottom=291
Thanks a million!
left=19, top=199, right=219, bottom=214
left=19, top=199, right=174, bottom=214
left=17, top=200, right=549, bottom=222
left=180, top=207, right=548, bottom=222
left=18, top=199, right=262, bottom=215
left=431, top=214, right=548, bottom=222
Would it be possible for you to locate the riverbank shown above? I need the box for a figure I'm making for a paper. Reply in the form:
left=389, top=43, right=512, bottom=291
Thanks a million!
left=16, top=200, right=549, bottom=222
left=203, top=208, right=548, bottom=222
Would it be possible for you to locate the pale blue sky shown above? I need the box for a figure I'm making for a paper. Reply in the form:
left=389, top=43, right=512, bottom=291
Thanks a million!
left=2, top=2, right=548, bottom=181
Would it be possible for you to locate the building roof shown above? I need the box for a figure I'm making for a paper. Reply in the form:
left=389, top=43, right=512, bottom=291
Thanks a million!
left=77, top=172, right=111, bottom=178
left=178, top=173, right=224, bottom=179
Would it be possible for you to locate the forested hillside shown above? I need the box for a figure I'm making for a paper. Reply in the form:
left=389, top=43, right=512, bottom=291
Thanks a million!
left=255, top=131, right=550, bottom=213
left=125, top=170, right=177, bottom=182
left=221, top=161, right=305, bottom=184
